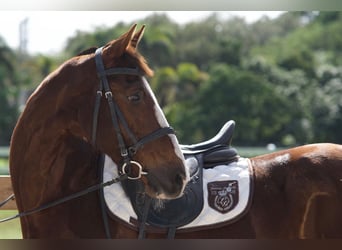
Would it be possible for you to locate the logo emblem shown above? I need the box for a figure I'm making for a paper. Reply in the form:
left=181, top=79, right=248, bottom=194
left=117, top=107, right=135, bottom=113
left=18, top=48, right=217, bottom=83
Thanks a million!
left=207, top=180, right=239, bottom=214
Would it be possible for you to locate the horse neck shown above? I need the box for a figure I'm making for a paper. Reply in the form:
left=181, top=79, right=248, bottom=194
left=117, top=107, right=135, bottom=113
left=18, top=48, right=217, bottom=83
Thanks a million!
left=10, top=77, right=98, bottom=207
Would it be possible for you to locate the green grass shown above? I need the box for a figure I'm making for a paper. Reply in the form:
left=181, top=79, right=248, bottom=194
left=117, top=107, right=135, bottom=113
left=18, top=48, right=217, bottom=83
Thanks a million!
left=0, top=159, right=9, bottom=175
left=0, top=210, right=22, bottom=239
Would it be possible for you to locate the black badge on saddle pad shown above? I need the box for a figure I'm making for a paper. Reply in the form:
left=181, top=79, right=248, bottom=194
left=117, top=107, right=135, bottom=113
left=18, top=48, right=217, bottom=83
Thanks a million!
left=207, top=180, right=239, bottom=214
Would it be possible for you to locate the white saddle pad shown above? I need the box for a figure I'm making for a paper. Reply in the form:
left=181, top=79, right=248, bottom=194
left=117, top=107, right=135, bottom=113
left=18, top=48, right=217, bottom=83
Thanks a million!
left=103, top=155, right=253, bottom=230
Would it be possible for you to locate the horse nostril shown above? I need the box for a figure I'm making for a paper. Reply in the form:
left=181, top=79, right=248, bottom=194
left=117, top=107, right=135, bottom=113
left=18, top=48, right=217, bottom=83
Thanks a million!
left=175, top=172, right=185, bottom=188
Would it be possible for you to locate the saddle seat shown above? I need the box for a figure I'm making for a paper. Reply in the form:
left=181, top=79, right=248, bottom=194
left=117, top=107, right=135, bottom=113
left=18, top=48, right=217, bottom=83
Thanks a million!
left=181, top=120, right=238, bottom=167
left=181, top=120, right=235, bottom=153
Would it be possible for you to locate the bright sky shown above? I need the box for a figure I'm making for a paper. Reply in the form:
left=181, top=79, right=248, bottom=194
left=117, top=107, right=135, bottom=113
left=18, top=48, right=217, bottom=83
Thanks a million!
left=0, top=11, right=284, bottom=55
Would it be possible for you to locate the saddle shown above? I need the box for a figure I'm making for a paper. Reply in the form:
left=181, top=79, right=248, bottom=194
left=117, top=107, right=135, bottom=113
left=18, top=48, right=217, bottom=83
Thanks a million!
left=120, top=120, right=239, bottom=236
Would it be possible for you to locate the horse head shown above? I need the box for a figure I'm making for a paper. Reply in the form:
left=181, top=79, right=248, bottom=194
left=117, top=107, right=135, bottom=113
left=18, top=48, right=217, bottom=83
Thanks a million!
left=65, top=24, right=189, bottom=199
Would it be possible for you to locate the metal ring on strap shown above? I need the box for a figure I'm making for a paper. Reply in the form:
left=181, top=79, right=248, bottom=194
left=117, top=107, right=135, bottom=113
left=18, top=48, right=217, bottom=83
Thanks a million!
left=122, top=161, right=148, bottom=180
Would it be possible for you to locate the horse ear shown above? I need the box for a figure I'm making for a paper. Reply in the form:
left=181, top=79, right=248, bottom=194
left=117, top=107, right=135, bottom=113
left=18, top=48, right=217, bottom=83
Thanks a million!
left=118, top=23, right=137, bottom=54
left=103, top=24, right=137, bottom=57
left=131, top=25, right=145, bottom=49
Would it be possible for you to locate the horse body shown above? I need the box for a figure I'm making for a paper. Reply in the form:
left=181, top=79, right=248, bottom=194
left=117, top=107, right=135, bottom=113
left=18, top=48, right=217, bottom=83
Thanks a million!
left=8, top=25, right=342, bottom=238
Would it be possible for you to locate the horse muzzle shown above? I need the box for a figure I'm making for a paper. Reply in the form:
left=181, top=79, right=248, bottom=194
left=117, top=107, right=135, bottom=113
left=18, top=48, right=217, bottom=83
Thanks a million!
left=144, top=166, right=188, bottom=200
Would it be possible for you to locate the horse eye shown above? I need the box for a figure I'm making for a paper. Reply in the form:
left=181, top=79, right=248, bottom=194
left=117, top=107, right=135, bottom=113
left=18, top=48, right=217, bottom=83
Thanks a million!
left=127, top=93, right=141, bottom=103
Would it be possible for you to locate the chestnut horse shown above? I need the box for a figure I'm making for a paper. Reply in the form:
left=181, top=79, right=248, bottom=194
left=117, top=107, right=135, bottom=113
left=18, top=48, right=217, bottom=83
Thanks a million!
left=8, top=25, right=342, bottom=238
left=9, top=24, right=188, bottom=238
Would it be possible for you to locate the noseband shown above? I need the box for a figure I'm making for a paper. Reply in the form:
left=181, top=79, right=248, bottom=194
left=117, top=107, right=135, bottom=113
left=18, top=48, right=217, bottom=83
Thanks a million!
left=92, top=47, right=175, bottom=180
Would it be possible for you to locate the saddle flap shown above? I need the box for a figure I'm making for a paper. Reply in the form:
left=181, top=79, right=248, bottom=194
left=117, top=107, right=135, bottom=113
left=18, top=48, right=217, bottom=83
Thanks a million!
left=203, top=147, right=238, bottom=165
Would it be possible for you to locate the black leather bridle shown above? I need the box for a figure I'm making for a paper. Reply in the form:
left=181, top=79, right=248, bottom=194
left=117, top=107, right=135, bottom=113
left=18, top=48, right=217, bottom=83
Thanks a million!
left=92, top=47, right=175, bottom=180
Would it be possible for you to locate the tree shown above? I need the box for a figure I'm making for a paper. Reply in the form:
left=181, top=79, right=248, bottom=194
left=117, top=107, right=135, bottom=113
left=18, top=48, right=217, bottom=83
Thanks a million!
left=150, top=66, right=178, bottom=107
left=175, top=64, right=293, bottom=145
left=315, top=12, right=341, bottom=24
left=312, top=65, right=342, bottom=142
left=0, top=37, right=18, bottom=145
left=152, top=63, right=208, bottom=143
left=138, top=14, right=178, bottom=68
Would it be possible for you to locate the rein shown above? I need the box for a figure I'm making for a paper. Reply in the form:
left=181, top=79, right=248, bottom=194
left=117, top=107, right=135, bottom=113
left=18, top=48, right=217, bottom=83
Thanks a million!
left=0, top=174, right=128, bottom=223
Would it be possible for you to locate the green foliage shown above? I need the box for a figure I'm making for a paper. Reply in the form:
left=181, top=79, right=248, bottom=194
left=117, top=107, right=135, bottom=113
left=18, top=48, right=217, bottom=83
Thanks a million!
left=185, top=64, right=293, bottom=145
left=0, top=39, right=18, bottom=145
left=0, top=36, right=61, bottom=145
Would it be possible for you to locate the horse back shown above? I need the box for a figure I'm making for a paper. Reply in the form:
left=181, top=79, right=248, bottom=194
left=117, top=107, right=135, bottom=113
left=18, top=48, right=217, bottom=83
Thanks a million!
left=249, top=143, right=342, bottom=238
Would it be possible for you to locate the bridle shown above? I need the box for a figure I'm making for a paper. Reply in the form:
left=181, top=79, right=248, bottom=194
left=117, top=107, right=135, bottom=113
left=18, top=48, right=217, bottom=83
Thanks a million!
left=92, top=46, right=175, bottom=180
left=94, top=46, right=179, bottom=238
left=0, top=47, right=176, bottom=228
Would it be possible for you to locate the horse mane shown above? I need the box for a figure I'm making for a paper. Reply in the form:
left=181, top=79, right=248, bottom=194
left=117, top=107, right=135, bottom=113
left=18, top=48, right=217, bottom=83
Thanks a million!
left=77, top=47, right=98, bottom=56
left=76, top=46, right=153, bottom=77
left=126, top=47, right=154, bottom=77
